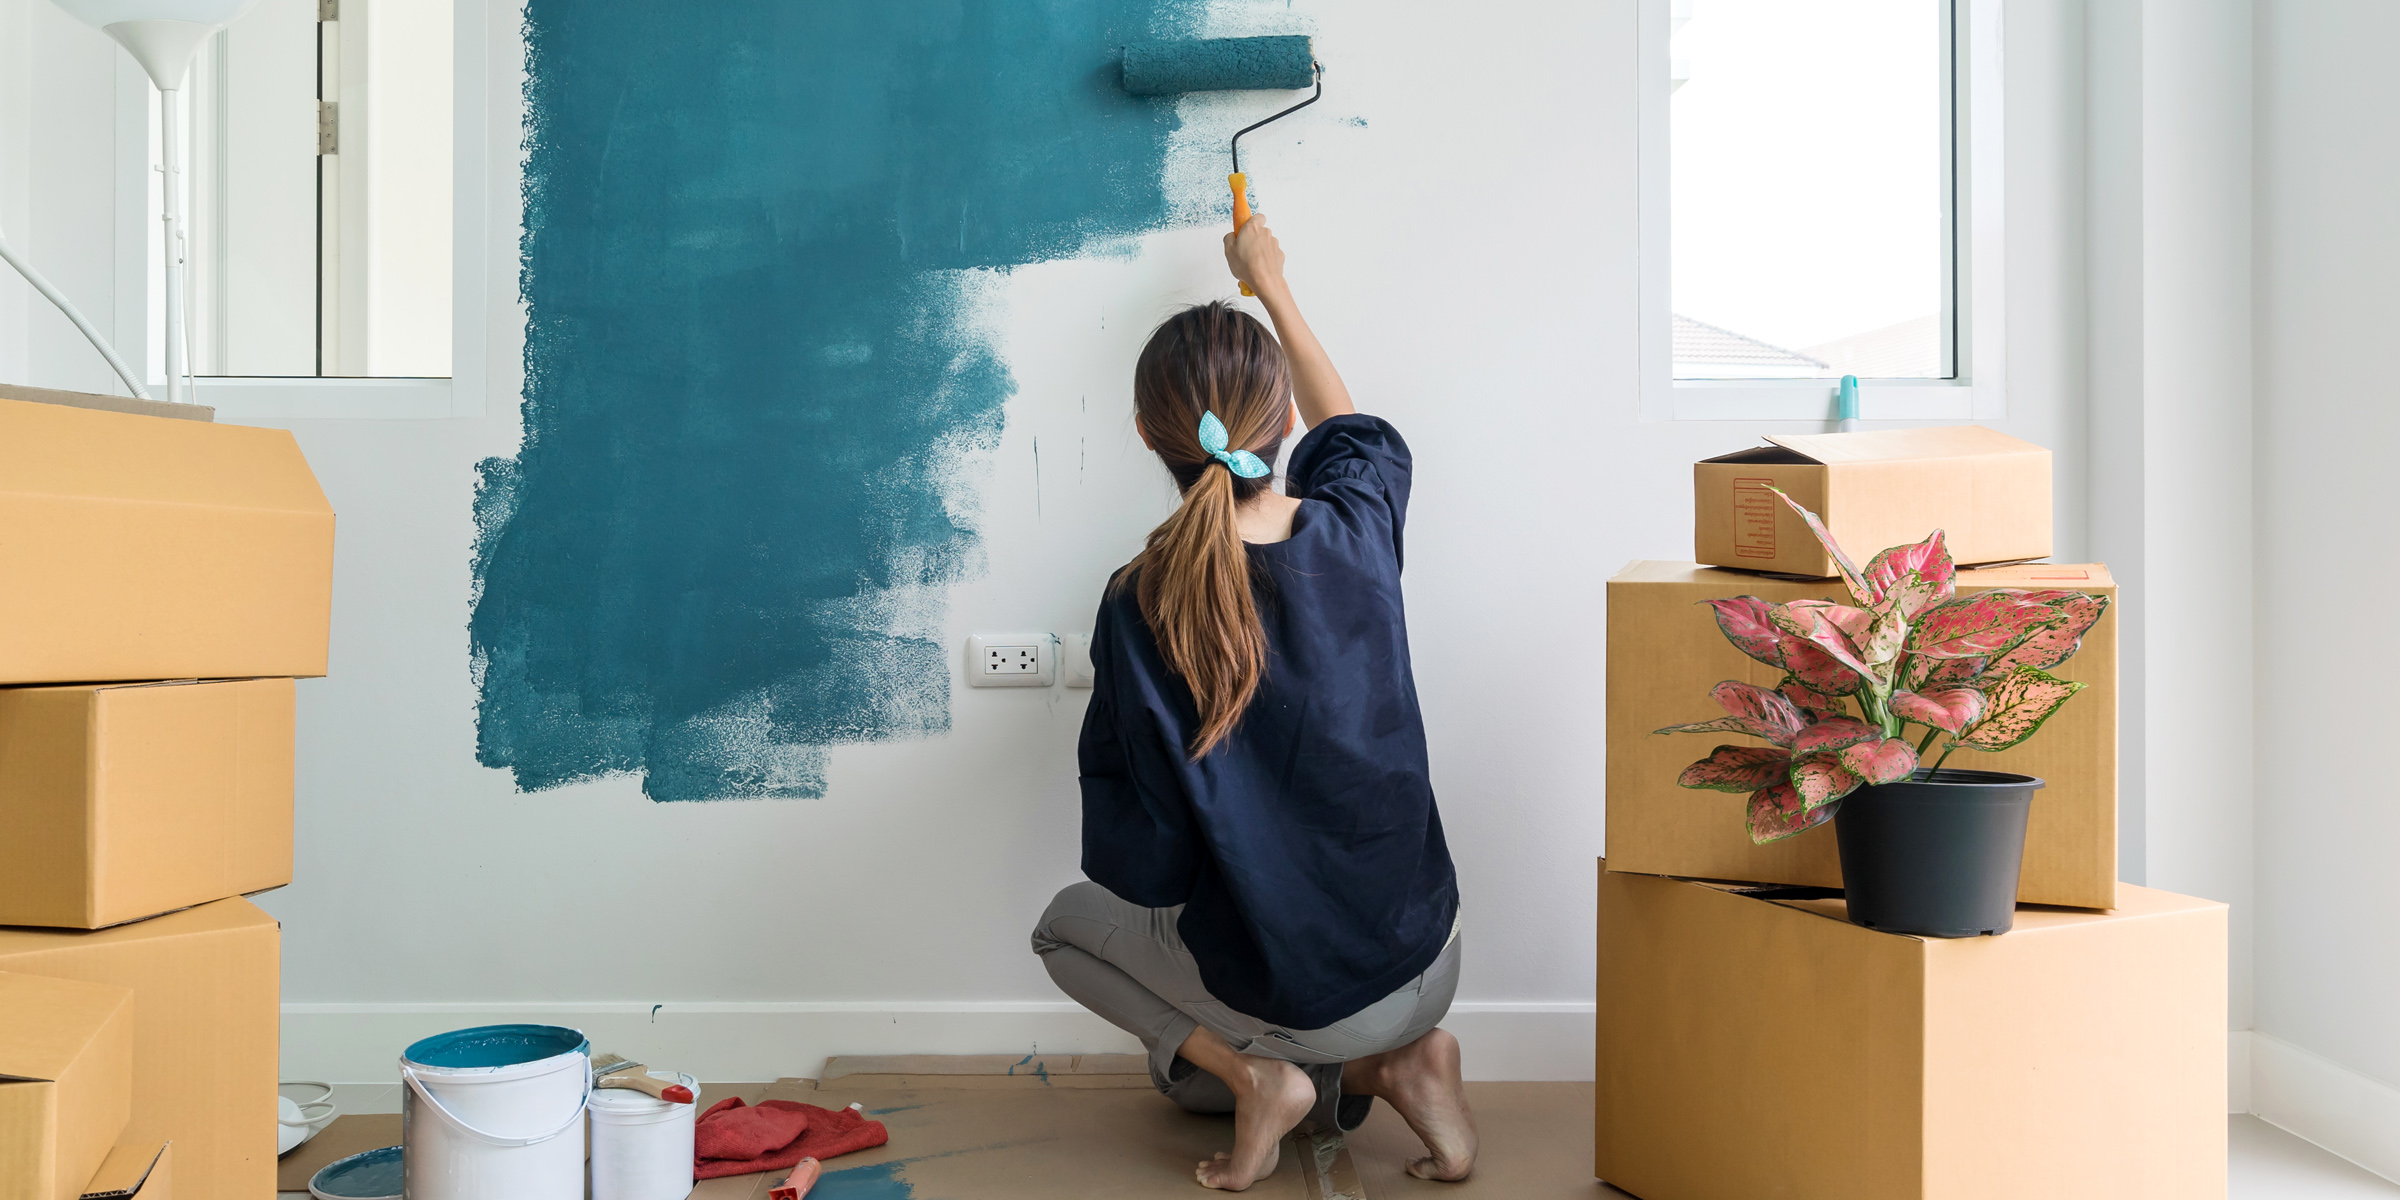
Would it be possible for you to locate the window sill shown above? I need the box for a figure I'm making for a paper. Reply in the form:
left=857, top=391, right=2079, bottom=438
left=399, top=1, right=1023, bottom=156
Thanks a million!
left=190, top=375, right=462, bottom=420
left=1661, top=380, right=1990, bottom=422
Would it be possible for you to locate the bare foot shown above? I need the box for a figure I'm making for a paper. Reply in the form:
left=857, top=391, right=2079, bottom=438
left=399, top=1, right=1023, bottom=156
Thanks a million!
left=1343, top=1028, right=1477, bottom=1181
left=1177, top=1029, right=1317, bottom=1191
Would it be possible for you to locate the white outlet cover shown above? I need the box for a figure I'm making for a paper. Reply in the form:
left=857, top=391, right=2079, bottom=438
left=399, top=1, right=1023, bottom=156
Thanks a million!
left=965, top=633, right=1055, bottom=688
left=1062, top=632, right=1095, bottom=688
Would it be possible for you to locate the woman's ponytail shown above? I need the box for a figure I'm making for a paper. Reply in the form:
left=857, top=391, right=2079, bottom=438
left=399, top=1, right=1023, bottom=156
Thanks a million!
left=1120, top=302, right=1293, bottom=759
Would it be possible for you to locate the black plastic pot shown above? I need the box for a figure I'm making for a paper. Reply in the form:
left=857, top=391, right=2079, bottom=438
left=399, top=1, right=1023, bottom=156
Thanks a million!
left=1833, top=768, right=2045, bottom=937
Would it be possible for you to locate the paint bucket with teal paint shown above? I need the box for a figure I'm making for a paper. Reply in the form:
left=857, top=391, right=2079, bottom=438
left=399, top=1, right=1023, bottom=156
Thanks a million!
left=400, top=1024, right=591, bottom=1200
left=587, top=1071, right=700, bottom=1200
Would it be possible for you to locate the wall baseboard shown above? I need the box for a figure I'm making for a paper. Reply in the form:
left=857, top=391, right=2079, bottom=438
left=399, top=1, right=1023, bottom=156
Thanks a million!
left=2246, top=1031, right=2400, bottom=1184
left=280, top=1001, right=1597, bottom=1085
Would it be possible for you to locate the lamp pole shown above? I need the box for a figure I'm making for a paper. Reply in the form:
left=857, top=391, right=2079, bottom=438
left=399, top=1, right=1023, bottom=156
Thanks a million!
left=160, top=83, right=187, bottom=404
left=47, top=2, right=264, bottom=403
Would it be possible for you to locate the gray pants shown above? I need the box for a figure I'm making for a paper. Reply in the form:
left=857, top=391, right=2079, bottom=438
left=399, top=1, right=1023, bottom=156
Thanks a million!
left=1031, top=881, right=1460, bottom=1133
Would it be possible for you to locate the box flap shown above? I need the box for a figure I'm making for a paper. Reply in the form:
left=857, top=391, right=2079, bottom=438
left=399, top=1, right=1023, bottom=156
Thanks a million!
left=0, top=398, right=326, bottom=514
left=0, top=972, right=132, bottom=1082
left=79, top=1141, right=165, bottom=1199
left=0, top=384, right=211, bottom=423
left=1763, top=424, right=2046, bottom=465
left=0, top=894, right=280, bottom=959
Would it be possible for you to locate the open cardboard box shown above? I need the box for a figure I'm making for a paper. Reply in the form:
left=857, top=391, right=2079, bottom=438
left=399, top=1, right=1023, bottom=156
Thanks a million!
left=1594, top=863, right=2227, bottom=1200
left=0, top=972, right=133, bottom=1200
left=0, top=679, right=294, bottom=929
left=79, top=1142, right=169, bottom=1200
left=1605, top=561, right=2119, bottom=908
left=0, top=900, right=278, bottom=1200
left=1696, top=426, right=2051, bottom=577
left=0, top=394, right=331, bottom=684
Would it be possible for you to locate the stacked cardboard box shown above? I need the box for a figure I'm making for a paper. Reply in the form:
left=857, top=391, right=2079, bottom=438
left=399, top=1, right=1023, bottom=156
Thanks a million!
left=0, top=390, right=331, bottom=1200
left=1593, top=431, right=2227, bottom=1199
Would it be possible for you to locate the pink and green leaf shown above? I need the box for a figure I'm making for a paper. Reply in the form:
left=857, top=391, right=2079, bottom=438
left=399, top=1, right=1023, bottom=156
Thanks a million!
left=1861, top=529, right=1957, bottom=619
left=1839, top=737, right=1920, bottom=785
left=1677, top=745, right=1794, bottom=793
left=1952, top=666, right=2087, bottom=752
left=1889, top=687, right=1987, bottom=733
left=1790, top=753, right=1866, bottom=808
left=1772, top=602, right=1878, bottom=681
left=1783, top=639, right=1866, bottom=695
left=1860, top=608, right=1911, bottom=668
left=1778, top=677, right=1851, bottom=721
left=1747, top=781, right=1839, bottom=844
left=1793, top=716, right=1881, bottom=755
left=1985, top=591, right=2110, bottom=674
left=1908, top=590, right=2068, bottom=660
left=1705, top=597, right=1786, bottom=668
left=1653, top=680, right=1806, bottom=746
left=1900, top=651, right=1987, bottom=693
left=1765, top=486, right=1873, bottom=607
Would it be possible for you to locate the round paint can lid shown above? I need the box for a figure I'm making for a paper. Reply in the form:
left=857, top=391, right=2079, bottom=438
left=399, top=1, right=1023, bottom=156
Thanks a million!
left=310, top=1146, right=402, bottom=1200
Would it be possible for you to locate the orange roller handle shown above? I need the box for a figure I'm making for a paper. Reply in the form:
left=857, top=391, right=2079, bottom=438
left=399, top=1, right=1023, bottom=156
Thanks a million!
left=1230, top=172, right=1255, bottom=297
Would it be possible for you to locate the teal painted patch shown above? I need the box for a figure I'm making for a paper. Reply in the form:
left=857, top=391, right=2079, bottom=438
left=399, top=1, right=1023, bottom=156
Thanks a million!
left=474, top=1, right=1215, bottom=799
left=810, top=1161, right=915, bottom=1200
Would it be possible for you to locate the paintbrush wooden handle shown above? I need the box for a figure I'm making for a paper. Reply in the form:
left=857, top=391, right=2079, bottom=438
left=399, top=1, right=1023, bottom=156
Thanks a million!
left=1230, top=173, right=1256, bottom=297
left=597, top=1071, right=694, bottom=1104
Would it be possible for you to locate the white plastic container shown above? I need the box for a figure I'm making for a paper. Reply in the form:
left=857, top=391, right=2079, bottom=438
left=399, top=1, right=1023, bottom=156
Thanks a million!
left=588, top=1072, right=701, bottom=1200
left=400, top=1024, right=590, bottom=1200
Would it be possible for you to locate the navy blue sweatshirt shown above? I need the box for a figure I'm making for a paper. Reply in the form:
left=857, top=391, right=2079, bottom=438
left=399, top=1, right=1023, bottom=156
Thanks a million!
left=1077, top=414, right=1459, bottom=1030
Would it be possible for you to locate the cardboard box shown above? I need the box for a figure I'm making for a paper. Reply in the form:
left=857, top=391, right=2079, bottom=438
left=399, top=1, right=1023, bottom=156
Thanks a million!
left=0, top=900, right=278, bottom=1200
left=0, top=383, right=211, bottom=424
left=1606, top=561, right=2117, bottom=908
left=0, top=679, right=294, bottom=929
left=1594, top=865, right=2227, bottom=1200
left=0, top=972, right=133, bottom=1200
left=1696, top=426, right=2051, bottom=577
left=0, top=396, right=332, bottom=684
left=79, top=1142, right=168, bottom=1200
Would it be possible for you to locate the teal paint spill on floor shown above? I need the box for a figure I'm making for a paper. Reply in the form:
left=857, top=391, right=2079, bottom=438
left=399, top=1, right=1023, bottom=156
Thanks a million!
left=811, top=1161, right=915, bottom=1200
left=473, top=1, right=1210, bottom=799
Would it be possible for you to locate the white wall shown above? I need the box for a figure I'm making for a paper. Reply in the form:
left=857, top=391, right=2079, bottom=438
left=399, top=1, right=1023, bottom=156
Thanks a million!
left=2084, top=0, right=2259, bottom=1028
left=3, top=0, right=2095, bottom=1083
left=2247, top=0, right=2400, bottom=1175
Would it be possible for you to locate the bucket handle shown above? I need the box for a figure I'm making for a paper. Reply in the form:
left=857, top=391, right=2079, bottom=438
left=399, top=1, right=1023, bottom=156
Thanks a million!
left=400, top=1059, right=592, bottom=1149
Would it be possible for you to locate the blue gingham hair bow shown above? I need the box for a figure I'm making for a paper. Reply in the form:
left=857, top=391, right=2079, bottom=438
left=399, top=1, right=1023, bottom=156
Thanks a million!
left=1197, top=411, right=1272, bottom=479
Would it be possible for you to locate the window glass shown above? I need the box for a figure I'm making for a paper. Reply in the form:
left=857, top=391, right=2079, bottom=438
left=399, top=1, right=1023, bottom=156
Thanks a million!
left=186, top=0, right=452, bottom=378
left=1670, top=0, right=1950, bottom=380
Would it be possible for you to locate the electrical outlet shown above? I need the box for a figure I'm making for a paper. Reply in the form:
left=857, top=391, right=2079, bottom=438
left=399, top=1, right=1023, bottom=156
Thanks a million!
left=965, top=634, right=1055, bottom=687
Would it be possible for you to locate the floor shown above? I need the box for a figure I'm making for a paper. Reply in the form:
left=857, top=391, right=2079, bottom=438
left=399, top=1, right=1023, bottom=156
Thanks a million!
left=277, top=1080, right=2396, bottom=1198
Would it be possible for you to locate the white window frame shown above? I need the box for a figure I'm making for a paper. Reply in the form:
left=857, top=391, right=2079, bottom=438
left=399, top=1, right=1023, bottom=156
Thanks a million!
left=110, top=0, right=511, bottom=420
left=1639, top=0, right=2006, bottom=422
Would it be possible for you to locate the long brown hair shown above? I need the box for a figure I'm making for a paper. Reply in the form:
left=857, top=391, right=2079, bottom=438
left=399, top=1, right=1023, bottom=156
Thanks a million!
left=1121, top=302, right=1294, bottom=759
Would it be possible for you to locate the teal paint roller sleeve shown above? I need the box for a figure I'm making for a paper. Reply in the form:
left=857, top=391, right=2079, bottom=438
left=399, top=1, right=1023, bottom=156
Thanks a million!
left=1120, top=35, right=1316, bottom=95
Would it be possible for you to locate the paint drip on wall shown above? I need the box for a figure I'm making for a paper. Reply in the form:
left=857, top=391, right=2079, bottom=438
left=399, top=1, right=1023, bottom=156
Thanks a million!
left=474, top=1, right=1213, bottom=799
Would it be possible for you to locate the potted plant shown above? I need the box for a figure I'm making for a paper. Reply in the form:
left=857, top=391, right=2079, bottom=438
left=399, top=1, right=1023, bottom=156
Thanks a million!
left=1655, top=487, right=2109, bottom=936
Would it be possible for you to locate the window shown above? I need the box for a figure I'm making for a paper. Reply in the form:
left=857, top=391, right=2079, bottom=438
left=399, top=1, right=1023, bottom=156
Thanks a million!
left=182, top=0, right=452, bottom=380
left=1640, top=0, right=2004, bottom=421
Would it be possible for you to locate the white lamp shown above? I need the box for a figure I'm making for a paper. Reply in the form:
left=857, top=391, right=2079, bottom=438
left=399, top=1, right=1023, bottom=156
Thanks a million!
left=45, top=0, right=265, bottom=403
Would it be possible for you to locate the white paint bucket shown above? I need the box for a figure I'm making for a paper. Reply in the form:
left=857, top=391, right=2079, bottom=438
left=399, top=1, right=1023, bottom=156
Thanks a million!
left=399, top=1024, right=590, bottom=1200
left=587, top=1072, right=700, bottom=1200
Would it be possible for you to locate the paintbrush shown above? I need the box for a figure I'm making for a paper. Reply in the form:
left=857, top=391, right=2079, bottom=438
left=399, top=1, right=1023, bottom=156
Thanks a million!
left=590, top=1053, right=695, bottom=1104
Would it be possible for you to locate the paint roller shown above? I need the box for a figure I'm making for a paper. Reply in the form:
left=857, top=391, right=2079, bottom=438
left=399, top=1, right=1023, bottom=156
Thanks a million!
left=1121, top=35, right=1322, bottom=297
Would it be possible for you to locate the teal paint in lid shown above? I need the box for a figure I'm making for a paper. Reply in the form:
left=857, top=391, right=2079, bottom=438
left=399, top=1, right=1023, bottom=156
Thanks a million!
left=402, top=1024, right=589, bottom=1070
left=310, top=1146, right=402, bottom=1200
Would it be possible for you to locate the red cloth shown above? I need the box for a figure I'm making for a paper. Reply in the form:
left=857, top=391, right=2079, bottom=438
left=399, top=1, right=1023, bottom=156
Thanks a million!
left=692, top=1098, right=889, bottom=1180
